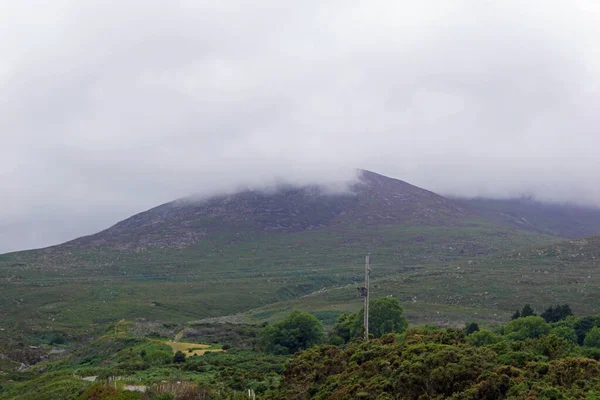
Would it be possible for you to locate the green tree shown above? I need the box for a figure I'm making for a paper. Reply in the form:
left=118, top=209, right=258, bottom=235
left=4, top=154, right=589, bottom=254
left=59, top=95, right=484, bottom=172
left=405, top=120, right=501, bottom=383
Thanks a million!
left=466, top=330, right=501, bottom=347
left=504, top=316, right=550, bottom=340
left=173, top=350, right=186, bottom=363
left=550, top=325, right=578, bottom=343
left=332, top=312, right=360, bottom=342
left=260, top=311, right=324, bottom=354
left=144, top=350, right=172, bottom=366
left=574, top=316, right=600, bottom=344
left=584, top=327, right=600, bottom=348
left=541, top=304, right=573, bottom=323
left=357, top=297, right=408, bottom=338
left=521, top=304, right=536, bottom=317
left=464, top=322, right=480, bottom=335
left=511, top=309, right=521, bottom=320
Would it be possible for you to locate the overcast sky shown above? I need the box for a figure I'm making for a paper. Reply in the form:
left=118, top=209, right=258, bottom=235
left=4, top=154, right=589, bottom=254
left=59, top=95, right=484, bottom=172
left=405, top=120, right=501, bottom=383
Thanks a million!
left=1, top=1, right=600, bottom=253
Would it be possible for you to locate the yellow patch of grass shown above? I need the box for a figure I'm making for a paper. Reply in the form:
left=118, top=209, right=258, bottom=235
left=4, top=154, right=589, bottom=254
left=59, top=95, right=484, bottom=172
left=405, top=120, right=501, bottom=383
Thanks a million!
left=164, top=341, right=224, bottom=357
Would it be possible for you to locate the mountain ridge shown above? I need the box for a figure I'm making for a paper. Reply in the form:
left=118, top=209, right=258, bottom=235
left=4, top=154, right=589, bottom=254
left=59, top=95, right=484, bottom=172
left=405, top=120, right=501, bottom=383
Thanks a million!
left=61, top=169, right=471, bottom=250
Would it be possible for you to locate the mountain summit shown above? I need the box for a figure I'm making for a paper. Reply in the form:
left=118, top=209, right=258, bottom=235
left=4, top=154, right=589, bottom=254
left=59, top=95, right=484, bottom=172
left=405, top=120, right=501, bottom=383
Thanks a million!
left=65, top=170, right=469, bottom=250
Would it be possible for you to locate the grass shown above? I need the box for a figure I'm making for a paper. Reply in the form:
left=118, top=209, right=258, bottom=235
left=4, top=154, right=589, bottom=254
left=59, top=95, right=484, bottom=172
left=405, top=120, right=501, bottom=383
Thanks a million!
left=0, top=222, right=565, bottom=347
left=208, top=237, right=600, bottom=330
left=164, top=341, right=223, bottom=357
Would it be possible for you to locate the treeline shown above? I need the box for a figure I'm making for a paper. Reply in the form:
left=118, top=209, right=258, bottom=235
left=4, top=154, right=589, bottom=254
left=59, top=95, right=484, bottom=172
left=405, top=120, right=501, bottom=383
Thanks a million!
left=265, top=302, right=600, bottom=399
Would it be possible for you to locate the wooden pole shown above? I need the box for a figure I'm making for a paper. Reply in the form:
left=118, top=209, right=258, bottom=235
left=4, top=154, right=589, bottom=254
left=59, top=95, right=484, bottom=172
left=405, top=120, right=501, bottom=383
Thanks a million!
left=364, top=254, right=370, bottom=340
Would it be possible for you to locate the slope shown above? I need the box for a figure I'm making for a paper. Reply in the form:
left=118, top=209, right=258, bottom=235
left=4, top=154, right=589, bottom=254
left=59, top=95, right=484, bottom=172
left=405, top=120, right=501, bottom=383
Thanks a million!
left=0, top=170, right=580, bottom=336
left=457, top=197, right=600, bottom=239
left=62, top=170, right=470, bottom=250
left=233, top=236, right=600, bottom=327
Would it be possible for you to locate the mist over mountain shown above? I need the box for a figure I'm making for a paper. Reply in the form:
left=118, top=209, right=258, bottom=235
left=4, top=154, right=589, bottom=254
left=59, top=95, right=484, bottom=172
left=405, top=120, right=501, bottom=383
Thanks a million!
left=12, top=170, right=591, bottom=255
left=4, top=1, right=600, bottom=253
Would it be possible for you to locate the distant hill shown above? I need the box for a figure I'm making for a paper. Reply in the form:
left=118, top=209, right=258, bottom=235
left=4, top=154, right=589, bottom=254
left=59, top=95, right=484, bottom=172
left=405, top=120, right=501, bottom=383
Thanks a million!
left=457, top=197, right=600, bottom=239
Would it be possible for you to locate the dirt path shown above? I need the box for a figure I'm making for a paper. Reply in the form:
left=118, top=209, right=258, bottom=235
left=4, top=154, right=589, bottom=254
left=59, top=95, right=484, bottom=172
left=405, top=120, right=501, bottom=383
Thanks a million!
left=174, top=328, right=184, bottom=342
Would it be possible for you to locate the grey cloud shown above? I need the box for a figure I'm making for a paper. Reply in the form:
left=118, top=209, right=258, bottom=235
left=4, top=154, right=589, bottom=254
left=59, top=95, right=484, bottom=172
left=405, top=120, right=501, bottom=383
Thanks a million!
left=2, top=0, right=600, bottom=252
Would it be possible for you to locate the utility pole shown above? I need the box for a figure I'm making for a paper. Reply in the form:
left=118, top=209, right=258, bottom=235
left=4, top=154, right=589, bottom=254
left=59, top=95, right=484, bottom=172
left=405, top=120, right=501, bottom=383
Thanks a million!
left=364, top=254, right=370, bottom=340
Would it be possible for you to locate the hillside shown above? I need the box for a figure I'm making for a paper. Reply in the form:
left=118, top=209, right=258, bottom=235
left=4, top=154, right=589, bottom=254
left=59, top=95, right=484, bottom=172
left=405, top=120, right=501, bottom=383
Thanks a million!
left=457, top=197, right=600, bottom=239
left=233, top=236, right=600, bottom=327
left=63, top=170, right=470, bottom=250
left=1, top=170, right=598, bottom=337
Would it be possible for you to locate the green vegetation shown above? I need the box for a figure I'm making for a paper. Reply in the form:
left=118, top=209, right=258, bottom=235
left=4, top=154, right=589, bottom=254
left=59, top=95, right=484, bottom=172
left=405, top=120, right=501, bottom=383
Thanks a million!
left=0, top=322, right=288, bottom=400
left=332, top=297, right=408, bottom=342
left=5, top=304, right=600, bottom=398
left=541, top=304, right=573, bottom=323
left=259, top=311, right=323, bottom=354
left=270, top=317, right=600, bottom=399
left=0, top=220, right=561, bottom=339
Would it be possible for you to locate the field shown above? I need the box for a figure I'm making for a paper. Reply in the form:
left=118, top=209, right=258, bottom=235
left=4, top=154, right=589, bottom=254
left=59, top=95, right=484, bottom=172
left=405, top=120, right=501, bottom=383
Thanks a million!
left=164, top=341, right=223, bottom=357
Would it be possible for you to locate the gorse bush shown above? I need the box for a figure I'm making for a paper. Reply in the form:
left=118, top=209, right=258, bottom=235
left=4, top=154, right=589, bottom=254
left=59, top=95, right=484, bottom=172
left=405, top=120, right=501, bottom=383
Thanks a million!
left=269, top=326, right=600, bottom=399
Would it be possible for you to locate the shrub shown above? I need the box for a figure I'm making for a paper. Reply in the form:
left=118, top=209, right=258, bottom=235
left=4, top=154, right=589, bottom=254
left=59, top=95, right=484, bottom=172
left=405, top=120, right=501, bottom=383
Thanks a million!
left=144, top=350, right=172, bottom=366
left=328, top=335, right=345, bottom=346
left=467, top=330, right=502, bottom=347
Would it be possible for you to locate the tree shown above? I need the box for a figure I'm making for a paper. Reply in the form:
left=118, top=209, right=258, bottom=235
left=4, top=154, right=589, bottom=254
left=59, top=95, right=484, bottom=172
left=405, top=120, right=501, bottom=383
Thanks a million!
left=357, top=297, right=408, bottom=338
left=550, top=326, right=578, bottom=343
left=584, top=327, right=600, bottom=348
left=466, top=330, right=501, bottom=347
left=541, top=304, right=573, bottom=323
left=521, top=304, right=536, bottom=317
left=260, top=311, right=324, bottom=354
left=511, top=310, right=521, bottom=320
left=332, top=312, right=360, bottom=342
left=173, top=350, right=186, bottom=363
left=504, top=316, right=550, bottom=340
left=465, top=322, right=480, bottom=335
left=574, top=316, right=600, bottom=345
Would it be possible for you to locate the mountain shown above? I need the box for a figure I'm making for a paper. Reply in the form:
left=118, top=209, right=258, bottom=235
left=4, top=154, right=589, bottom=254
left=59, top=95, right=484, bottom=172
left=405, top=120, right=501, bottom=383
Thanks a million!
left=2, top=169, right=599, bottom=335
left=61, top=170, right=600, bottom=251
left=63, top=170, right=471, bottom=250
left=456, top=197, right=600, bottom=239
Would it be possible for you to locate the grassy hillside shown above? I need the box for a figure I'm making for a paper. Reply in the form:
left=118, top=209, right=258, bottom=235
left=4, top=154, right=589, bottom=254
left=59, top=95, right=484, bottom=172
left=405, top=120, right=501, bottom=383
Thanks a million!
left=2, top=170, right=599, bottom=347
left=0, top=222, right=558, bottom=338
left=458, top=197, right=600, bottom=238
left=224, top=236, right=600, bottom=329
